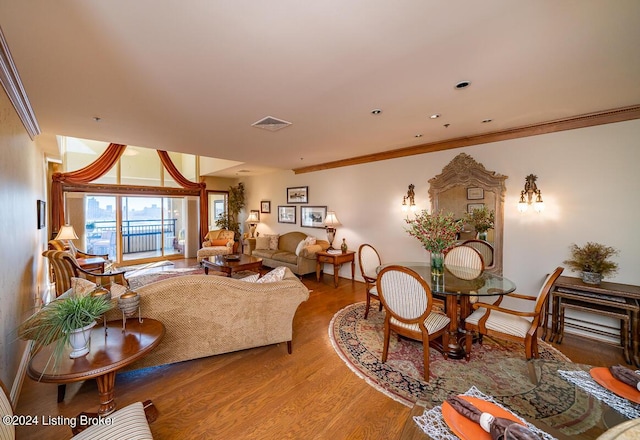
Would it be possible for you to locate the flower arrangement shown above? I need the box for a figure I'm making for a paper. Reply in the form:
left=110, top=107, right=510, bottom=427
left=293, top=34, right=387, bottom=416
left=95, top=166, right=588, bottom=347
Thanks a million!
left=464, top=206, right=495, bottom=233
left=563, top=242, right=619, bottom=282
left=405, top=210, right=463, bottom=254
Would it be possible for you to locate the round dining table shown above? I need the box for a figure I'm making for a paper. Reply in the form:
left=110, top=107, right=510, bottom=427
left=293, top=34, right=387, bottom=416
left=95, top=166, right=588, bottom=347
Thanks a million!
left=377, top=262, right=516, bottom=359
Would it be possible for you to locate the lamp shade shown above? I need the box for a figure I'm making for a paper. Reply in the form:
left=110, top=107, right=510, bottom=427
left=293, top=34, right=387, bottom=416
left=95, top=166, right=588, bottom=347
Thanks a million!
left=323, top=211, right=341, bottom=227
left=54, top=224, right=79, bottom=240
left=246, top=212, right=260, bottom=223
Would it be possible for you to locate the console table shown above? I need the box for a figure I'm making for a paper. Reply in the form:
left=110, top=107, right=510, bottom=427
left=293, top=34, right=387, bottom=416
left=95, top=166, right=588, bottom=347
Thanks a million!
left=543, top=276, right=640, bottom=367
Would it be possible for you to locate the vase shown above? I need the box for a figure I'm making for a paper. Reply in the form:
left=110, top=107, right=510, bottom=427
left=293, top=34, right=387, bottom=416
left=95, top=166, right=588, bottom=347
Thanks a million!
left=68, top=321, right=96, bottom=358
left=581, top=271, right=602, bottom=285
left=341, top=238, right=348, bottom=254
left=430, top=251, right=444, bottom=277
left=477, top=231, right=488, bottom=241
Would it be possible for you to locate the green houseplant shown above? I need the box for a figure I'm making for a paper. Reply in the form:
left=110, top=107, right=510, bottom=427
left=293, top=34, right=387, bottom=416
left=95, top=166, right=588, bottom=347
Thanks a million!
left=19, top=292, right=113, bottom=362
left=405, top=210, right=463, bottom=275
left=464, top=206, right=495, bottom=241
left=215, top=182, right=246, bottom=241
left=563, top=242, right=619, bottom=285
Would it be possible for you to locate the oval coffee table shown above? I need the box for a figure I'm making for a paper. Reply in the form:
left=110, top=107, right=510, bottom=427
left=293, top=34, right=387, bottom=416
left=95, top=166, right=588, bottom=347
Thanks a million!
left=28, top=318, right=165, bottom=416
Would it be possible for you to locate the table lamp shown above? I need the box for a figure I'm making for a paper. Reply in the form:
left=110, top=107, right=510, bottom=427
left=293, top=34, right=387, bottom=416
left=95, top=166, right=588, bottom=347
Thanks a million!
left=246, top=211, right=260, bottom=238
left=54, top=224, right=79, bottom=249
left=323, top=211, right=341, bottom=250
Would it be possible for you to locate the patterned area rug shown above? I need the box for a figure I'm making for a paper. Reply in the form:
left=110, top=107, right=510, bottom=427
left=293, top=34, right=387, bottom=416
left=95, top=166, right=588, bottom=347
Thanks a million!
left=126, top=267, right=204, bottom=289
left=329, top=302, right=601, bottom=436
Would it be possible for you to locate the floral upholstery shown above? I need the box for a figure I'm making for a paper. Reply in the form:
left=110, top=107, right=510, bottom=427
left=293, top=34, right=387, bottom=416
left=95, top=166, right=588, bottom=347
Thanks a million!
left=197, top=229, right=235, bottom=262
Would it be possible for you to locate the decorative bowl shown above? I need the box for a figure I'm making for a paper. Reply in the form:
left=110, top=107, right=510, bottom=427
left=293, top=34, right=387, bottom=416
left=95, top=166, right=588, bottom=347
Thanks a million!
left=224, top=254, right=241, bottom=261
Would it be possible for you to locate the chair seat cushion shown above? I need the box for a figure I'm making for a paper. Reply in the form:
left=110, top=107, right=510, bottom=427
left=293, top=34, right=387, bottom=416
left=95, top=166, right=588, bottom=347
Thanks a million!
left=391, top=312, right=450, bottom=334
left=72, top=402, right=152, bottom=439
left=368, top=285, right=379, bottom=296
left=465, top=308, right=533, bottom=338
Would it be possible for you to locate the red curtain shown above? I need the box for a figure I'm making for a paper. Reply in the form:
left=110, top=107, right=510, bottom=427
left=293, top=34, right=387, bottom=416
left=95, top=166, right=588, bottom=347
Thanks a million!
left=157, top=150, right=208, bottom=243
left=51, top=143, right=127, bottom=233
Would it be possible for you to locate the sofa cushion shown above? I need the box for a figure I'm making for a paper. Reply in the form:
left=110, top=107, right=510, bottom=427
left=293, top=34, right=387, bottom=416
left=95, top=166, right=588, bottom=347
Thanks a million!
left=256, top=266, right=287, bottom=283
left=299, top=244, right=324, bottom=259
left=271, top=251, right=298, bottom=265
left=209, top=239, right=229, bottom=246
left=255, top=236, right=271, bottom=250
left=251, top=249, right=279, bottom=259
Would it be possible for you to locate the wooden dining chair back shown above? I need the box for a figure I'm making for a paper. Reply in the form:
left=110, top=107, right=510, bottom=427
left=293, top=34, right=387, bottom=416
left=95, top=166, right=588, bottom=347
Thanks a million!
left=444, top=245, right=484, bottom=280
left=376, top=265, right=450, bottom=380
left=461, top=239, right=494, bottom=268
left=358, top=243, right=383, bottom=318
left=464, top=267, right=564, bottom=361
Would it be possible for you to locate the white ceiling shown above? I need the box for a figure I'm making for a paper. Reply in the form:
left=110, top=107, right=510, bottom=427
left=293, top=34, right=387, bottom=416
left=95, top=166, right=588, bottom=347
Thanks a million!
left=1, top=1, right=639, bottom=176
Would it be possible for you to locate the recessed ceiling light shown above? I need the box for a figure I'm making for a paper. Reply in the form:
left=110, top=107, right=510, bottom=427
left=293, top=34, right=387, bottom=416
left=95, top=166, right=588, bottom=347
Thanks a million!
left=415, top=134, right=423, bottom=138
left=454, top=80, right=471, bottom=89
left=371, top=109, right=382, bottom=115
left=93, top=117, right=102, bottom=122
left=430, top=114, right=441, bottom=119
left=482, top=119, right=493, bottom=123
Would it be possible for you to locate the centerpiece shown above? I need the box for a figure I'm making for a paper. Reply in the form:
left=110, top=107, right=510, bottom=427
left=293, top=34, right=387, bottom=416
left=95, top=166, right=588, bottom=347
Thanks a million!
left=405, top=210, right=463, bottom=276
left=464, top=206, right=495, bottom=241
left=563, top=242, right=619, bottom=285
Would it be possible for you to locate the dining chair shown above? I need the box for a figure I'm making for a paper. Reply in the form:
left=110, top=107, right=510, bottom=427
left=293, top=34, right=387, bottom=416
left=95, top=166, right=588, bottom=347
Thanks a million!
left=444, top=245, right=484, bottom=280
left=461, top=239, right=494, bottom=269
left=376, top=265, right=450, bottom=381
left=358, top=243, right=383, bottom=319
left=464, top=267, right=564, bottom=361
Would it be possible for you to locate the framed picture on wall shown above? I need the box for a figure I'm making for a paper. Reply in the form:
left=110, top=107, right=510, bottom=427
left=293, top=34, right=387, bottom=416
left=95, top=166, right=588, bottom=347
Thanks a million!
left=467, top=203, right=485, bottom=213
left=250, top=209, right=260, bottom=221
left=37, top=200, right=46, bottom=229
left=301, top=206, right=327, bottom=228
left=467, top=187, right=484, bottom=200
left=260, top=200, right=271, bottom=213
left=278, top=206, right=296, bottom=224
left=287, top=186, right=308, bottom=204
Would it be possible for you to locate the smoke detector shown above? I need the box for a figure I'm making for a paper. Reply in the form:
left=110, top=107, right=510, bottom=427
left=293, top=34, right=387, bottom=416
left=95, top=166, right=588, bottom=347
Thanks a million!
left=251, top=116, right=292, bottom=132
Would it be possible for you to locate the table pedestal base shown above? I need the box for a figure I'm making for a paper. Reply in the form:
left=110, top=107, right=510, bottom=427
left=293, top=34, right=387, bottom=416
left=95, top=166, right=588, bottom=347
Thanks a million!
left=96, top=372, right=116, bottom=416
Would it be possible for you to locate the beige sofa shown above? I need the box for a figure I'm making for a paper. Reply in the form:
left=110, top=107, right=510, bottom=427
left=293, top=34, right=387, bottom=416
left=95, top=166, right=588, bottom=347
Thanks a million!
left=196, top=229, right=236, bottom=262
left=245, top=231, right=329, bottom=276
left=104, top=267, right=310, bottom=371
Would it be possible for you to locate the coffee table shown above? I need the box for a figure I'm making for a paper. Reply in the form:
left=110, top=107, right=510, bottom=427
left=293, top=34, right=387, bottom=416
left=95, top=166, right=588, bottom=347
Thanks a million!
left=27, top=318, right=165, bottom=416
left=202, top=254, right=263, bottom=277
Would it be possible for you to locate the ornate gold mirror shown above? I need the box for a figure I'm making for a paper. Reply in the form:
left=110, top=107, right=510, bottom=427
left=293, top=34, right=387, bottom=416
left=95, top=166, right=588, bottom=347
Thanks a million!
left=428, top=153, right=508, bottom=275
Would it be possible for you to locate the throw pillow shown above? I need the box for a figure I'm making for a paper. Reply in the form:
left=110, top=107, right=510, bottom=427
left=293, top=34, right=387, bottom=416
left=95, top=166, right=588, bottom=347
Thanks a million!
left=255, top=236, right=271, bottom=250
left=209, top=239, right=229, bottom=246
left=303, top=236, right=316, bottom=246
left=295, top=239, right=305, bottom=256
left=110, top=283, right=129, bottom=300
left=239, top=273, right=260, bottom=283
left=70, top=277, right=97, bottom=296
left=256, top=266, right=287, bottom=283
left=266, top=234, right=280, bottom=250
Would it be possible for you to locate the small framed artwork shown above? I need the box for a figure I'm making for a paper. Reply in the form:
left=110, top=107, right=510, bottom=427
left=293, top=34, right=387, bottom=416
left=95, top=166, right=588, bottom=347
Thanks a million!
left=287, top=186, right=308, bottom=204
left=278, top=206, right=296, bottom=224
left=301, top=206, right=327, bottom=228
left=250, top=209, right=260, bottom=221
left=260, top=200, right=271, bottom=213
left=467, top=203, right=485, bottom=213
left=37, top=200, right=46, bottom=229
left=467, top=187, right=484, bottom=200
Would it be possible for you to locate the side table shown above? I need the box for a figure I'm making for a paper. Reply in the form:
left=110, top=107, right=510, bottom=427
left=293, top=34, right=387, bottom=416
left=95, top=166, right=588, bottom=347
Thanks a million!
left=316, top=250, right=355, bottom=288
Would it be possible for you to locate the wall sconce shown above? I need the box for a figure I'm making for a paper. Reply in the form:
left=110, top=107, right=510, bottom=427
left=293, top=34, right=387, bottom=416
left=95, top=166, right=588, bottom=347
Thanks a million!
left=246, top=211, right=260, bottom=238
left=323, top=211, right=341, bottom=250
left=518, top=174, right=544, bottom=213
left=402, top=184, right=417, bottom=212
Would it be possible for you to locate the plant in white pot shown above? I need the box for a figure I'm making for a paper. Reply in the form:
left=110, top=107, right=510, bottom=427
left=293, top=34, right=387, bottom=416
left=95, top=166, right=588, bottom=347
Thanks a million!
left=19, top=292, right=114, bottom=362
left=563, top=242, right=619, bottom=285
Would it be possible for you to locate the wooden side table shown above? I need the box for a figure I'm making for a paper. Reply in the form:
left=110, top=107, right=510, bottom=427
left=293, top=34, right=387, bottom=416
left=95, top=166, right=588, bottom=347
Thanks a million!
left=316, top=250, right=355, bottom=288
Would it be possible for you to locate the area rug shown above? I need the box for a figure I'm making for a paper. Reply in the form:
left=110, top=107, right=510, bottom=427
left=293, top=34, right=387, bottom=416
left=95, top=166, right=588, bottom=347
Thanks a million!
left=126, top=266, right=204, bottom=289
left=329, top=302, right=601, bottom=436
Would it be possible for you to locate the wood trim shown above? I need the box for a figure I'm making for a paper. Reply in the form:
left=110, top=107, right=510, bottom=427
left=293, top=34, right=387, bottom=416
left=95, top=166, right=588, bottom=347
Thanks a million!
left=62, top=182, right=200, bottom=197
left=293, top=105, right=640, bottom=174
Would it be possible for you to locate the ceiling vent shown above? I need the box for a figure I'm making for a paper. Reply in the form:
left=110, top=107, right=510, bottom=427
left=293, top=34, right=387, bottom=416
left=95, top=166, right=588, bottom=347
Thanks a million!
left=251, top=116, right=292, bottom=132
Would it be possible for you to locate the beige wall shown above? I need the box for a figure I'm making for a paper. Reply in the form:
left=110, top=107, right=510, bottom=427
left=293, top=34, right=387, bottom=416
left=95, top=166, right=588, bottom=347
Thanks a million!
left=241, top=119, right=640, bottom=296
left=0, top=91, right=48, bottom=392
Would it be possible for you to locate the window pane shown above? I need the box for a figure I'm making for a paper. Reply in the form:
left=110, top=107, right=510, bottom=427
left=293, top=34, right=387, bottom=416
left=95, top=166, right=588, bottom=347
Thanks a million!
left=165, top=152, right=197, bottom=187
left=63, top=138, right=117, bottom=184
left=120, top=147, right=161, bottom=186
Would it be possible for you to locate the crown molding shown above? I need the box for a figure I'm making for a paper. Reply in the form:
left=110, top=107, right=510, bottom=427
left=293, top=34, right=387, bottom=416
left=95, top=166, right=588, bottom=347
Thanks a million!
left=0, top=26, right=40, bottom=139
left=293, top=105, right=640, bottom=174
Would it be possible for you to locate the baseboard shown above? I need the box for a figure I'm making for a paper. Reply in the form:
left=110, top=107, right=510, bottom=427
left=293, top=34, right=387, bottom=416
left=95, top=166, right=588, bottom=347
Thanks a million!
left=10, top=340, right=33, bottom=405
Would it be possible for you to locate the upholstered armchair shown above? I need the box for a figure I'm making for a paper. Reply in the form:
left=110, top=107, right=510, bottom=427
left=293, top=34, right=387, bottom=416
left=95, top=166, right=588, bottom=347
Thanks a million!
left=197, top=229, right=237, bottom=262
left=48, top=239, right=109, bottom=261
left=42, top=250, right=128, bottom=298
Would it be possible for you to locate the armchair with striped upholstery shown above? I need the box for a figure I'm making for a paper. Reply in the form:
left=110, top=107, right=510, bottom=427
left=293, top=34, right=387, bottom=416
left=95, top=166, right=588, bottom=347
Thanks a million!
left=42, top=250, right=128, bottom=298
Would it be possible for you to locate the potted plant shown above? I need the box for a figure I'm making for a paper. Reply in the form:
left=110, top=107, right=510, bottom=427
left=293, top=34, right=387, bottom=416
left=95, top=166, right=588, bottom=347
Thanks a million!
left=18, top=291, right=113, bottom=362
left=405, top=210, right=463, bottom=276
left=563, top=242, right=619, bottom=285
left=464, top=206, right=495, bottom=241
left=215, top=182, right=246, bottom=241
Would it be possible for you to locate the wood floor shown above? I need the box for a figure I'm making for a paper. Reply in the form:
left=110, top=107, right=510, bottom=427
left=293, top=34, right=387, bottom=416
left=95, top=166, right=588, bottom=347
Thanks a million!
left=15, top=259, right=628, bottom=439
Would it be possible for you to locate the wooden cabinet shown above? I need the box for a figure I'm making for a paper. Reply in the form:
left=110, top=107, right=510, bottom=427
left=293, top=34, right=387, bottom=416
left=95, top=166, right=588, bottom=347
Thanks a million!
left=543, top=275, right=639, bottom=367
